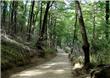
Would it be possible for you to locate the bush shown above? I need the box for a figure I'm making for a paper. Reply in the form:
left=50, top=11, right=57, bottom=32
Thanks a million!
left=1, top=41, right=31, bottom=71
left=44, top=47, right=56, bottom=55
left=64, top=46, right=71, bottom=53
left=90, top=39, right=110, bottom=65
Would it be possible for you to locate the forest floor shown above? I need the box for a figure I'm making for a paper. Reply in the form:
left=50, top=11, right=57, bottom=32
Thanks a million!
left=8, top=48, right=73, bottom=78
left=2, top=52, right=56, bottom=78
left=3, top=48, right=91, bottom=78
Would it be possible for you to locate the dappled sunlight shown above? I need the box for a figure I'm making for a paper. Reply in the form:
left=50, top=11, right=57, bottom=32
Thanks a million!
left=49, top=62, right=69, bottom=65
left=44, top=63, right=57, bottom=66
left=10, top=50, right=72, bottom=78
left=41, top=65, right=52, bottom=69
left=2, top=0, right=109, bottom=78
left=58, top=52, right=68, bottom=56
left=72, top=62, right=83, bottom=70
left=10, top=68, right=70, bottom=78
left=45, top=62, right=69, bottom=66
left=10, top=70, right=45, bottom=78
left=34, top=62, right=70, bottom=70
left=54, top=69, right=65, bottom=74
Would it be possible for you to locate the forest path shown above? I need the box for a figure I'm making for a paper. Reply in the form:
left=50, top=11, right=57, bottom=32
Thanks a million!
left=10, top=48, right=72, bottom=78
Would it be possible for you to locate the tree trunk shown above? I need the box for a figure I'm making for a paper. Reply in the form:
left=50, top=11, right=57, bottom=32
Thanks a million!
left=39, top=1, right=43, bottom=32
left=73, top=14, right=77, bottom=43
left=71, top=13, right=77, bottom=53
left=1, top=1, right=7, bottom=29
left=32, top=2, right=39, bottom=34
left=21, top=0, right=28, bottom=33
left=92, top=3, right=96, bottom=41
left=27, top=1, right=35, bottom=41
left=53, top=18, right=57, bottom=48
left=10, top=1, right=18, bottom=35
left=105, top=0, right=109, bottom=39
left=40, top=1, right=51, bottom=40
left=91, top=2, right=97, bottom=52
left=13, top=1, right=18, bottom=34
left=10, top=1, right=14, bottom=35
left=75, top=1, right=90, bottom=67
left=36, top=1, right=51, bottom=57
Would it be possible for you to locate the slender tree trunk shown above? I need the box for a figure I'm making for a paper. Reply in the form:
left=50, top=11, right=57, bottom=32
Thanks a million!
left=49, top=15, right=56, bottom=48
left=40, top=1, right=50, bottom=40
left=53, top=18, right=57, bottom=48
left=39, top=1, right=42, bottom=32
left=10, top=1, right=18, bottom=35
left=36, top=1, right=51, bottom=57
left=49, top=14, right=53, bottom=47
left=73, top=14, right=77, bottom=43
left=13, top=1, right=18, bottom=34
left=91, top=2, right=97, bottom=52
left=47, top=13, right=51, bottom=47
left=92, top=3, right=96, bottom=41
left=105, top=0, right=109, bottom=39
left=21, top=0, right=28, bottom=33
left=75, top=1, right=90, bottom=67
left=71, top=13, right=77, bottom=53
left=27, top=1, right=35, bottom=41
left=2, top=1, right=7, bottom=28
left=10, top=1, right=14, bottom=35
left=8, top=2, right=11, bottom=33
left=32, top=3, right=39, bottom=34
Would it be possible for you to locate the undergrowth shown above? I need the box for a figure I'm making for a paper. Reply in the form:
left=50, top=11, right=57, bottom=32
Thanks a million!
left=1, top=41, right=31, bottom=71
left=90, top=39, right=110, bottom=66
left=1, top=40, right=57, bottom=71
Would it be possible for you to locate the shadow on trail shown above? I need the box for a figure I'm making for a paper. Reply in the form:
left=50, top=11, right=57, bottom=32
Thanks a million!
left=10, top=48, right=72, bottom=78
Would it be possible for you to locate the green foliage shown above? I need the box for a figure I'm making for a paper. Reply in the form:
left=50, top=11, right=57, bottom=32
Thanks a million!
left=44, top=47, right=56, bottom=55
left=90, top=39, right=110, bottom=65
left=64, top=47, right=71, bottom=53
left=90, top=49, right=110, bottom=65
left=1, top=0, right=110, bottom=69
left=1, top=41, right=31, bottom=71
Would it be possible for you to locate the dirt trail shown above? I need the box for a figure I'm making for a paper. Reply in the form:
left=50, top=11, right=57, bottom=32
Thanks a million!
left=9, top=48, right=72, bottom=78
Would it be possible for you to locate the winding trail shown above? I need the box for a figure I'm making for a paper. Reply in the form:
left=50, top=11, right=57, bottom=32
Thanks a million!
left=10, top=48, right=72, bottom=78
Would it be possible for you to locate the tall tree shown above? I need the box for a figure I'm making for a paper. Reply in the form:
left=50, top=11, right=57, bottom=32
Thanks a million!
left=39, top=1, right=43, bottom=32
left=10, top=1, right=18, bottom=35
left=39, top=1, right=51, bottom=40
left=75, top=1, right=90, bottom=67
left=1, top=1, right=7, bottom=28
left=73, top=14, right=77, bottom=44
left=91, top=2, right=96, bottom=52
left=105, top=0, right=109, bottom=39
left=32, top=1, right=39, bottom=33
left=10, top=1, right=14, bottom=34
left=27, top=1, right=35, bottom=41
left=71, top=13, right=77, bottom=53
left=92, top=2, right=96, bottom=41
left=20, top=0, right=28, bottom=33
left=36, top=1, right=51, bottom=57
left=13, top=1, right=18, bottom=34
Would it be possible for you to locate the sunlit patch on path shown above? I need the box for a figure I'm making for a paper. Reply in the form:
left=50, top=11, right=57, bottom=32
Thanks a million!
left=10, top=48, right=72, bottom=78
left=72, top=62, right=83, bottom=70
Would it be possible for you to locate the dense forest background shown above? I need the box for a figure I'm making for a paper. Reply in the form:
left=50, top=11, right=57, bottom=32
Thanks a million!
left=1, top=0, right=110, bottom=78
